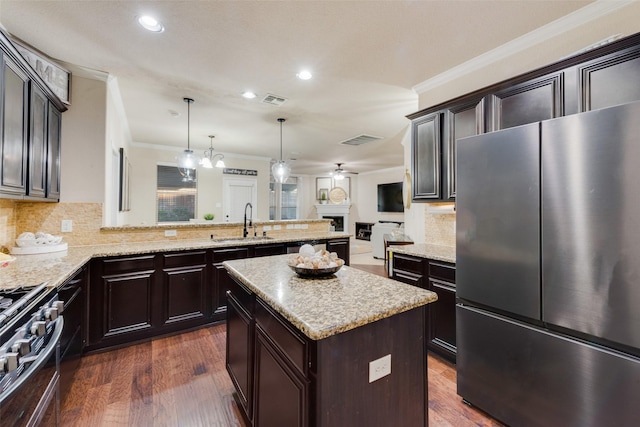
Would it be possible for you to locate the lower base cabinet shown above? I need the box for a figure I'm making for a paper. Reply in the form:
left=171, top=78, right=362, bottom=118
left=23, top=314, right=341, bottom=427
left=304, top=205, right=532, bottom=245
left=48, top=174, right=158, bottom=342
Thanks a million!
left=392, top=254, right=457, bottom=363
left=226, top=275, right=428, bottom=427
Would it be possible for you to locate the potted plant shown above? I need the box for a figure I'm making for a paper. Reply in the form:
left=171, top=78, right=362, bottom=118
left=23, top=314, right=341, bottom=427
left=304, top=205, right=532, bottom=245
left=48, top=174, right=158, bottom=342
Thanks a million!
left=320, top=191, right=328, bottom=204
left=204, top=213, right=214, bottom=221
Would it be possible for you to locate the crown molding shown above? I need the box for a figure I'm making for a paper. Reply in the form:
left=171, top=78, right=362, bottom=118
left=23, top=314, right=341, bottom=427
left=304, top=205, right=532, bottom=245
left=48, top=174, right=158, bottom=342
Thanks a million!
left=412, top=0, right=635, bottom=94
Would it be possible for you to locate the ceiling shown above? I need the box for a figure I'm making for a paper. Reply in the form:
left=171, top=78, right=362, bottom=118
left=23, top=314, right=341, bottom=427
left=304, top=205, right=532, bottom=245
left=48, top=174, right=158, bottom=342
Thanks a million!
left=0, top=1, right=594, bottom=176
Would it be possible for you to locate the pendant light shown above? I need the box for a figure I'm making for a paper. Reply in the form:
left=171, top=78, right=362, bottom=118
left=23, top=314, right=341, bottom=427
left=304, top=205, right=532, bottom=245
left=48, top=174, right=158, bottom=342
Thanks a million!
left=200, top=135, right=225, bottom=169
left=271, top=118, right=291, bottom=183
left=177, top=97, right=200, bottom=181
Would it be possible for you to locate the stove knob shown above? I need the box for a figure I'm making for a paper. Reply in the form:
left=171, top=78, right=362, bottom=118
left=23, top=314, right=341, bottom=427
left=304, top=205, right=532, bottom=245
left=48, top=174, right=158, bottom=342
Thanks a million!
left=0, top=353, right=19, bottom=373
left=53, top=300, right=64, bottom=314
left=30, top=321, right=46, bottom=337
left=11, top=339, right=31, bottom=356
left=45, top=307, right=58, bottom=321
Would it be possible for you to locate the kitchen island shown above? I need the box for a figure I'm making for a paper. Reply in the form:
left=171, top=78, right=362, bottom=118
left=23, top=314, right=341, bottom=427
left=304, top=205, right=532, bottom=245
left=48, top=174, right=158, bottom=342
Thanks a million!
left=223, top=254, right=437, bottom=427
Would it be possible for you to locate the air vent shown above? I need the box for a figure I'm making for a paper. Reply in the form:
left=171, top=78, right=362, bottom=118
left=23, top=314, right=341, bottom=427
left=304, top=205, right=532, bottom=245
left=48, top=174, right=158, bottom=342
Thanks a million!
left=261, top=93, right=288, bottom=106
left=340, top=134, right=383, bottom=146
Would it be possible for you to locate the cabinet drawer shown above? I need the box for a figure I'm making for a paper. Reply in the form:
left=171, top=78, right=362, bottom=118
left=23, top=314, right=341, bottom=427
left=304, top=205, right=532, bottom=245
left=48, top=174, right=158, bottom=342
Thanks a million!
left=255, top=298, right=307, bottom=375
left=212, top=247, right=250, bottom=262
left=393, top=270, right=424, bottom=288
left=228, top=277, right=253, bottom=313
left=429, top=261, right=456, bottom=284
left=162, top=250, right=207, bottom=268
left=393, top=254, right=424, bottom=275
left=253, top=243, right=286, bottom=257
left=101, top=254, right=156, bottom=275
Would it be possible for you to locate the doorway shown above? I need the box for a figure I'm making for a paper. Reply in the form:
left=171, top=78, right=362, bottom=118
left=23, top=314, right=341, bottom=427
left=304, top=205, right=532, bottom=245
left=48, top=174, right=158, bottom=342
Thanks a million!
left=223, top=177, right=257, bottom=222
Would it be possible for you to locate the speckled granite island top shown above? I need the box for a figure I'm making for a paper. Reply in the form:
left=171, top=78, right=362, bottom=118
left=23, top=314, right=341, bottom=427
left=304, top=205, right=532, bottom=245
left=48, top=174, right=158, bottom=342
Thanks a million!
left=223, top=254, right=438, bottom=340
left=0, top=232, right=349, bottom=291
left=390, top=243, right=456, bottom=264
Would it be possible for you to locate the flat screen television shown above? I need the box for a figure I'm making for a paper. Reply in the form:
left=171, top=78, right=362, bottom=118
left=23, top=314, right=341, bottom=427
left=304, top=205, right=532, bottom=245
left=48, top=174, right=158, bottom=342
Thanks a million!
left=377, top=182, right=404, bottom=212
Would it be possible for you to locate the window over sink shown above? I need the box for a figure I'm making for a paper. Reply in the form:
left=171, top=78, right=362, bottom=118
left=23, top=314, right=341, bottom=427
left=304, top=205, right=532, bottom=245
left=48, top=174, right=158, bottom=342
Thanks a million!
left=157, top=164, right=196, bottom=222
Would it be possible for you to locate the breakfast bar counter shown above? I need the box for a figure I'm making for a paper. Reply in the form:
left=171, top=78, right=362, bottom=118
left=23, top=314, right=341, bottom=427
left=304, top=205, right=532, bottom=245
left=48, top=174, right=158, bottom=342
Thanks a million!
left=223, top=254, right=437, bottom=427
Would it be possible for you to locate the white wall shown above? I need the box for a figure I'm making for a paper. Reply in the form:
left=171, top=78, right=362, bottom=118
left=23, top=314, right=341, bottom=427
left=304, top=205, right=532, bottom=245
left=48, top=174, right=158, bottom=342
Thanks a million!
left=59, top=75, right=106, bottom=204
left=125, top=145, right=271, bottom=226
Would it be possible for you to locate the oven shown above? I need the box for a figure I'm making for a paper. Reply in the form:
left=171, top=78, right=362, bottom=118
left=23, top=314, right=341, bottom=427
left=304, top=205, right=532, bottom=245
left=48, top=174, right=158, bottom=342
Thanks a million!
left=0, top=283, right=64, bottom=427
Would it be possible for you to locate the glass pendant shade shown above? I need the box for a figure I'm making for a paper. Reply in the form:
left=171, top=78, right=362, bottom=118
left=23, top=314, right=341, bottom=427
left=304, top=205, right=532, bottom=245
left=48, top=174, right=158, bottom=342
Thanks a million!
left=177, top=98, right=199, bottom=181
left=272, top=160, right=290, bottom=183
left=273, top=118, right=290, bottom=183
left=200, top=135, right=225, bottom=169
left=334, top=172, right=345, bottom=180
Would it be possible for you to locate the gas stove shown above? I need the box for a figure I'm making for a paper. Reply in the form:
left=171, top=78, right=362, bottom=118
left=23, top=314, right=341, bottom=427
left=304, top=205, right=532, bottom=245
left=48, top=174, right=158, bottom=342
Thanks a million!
left=0, top=282, right=64, bottom=427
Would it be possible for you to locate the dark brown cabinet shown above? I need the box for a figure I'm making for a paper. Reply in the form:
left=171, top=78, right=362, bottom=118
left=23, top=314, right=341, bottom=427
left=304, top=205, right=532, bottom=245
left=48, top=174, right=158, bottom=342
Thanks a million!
left=392, top=254, right=457, bottom=363
left=160, top=250, right=208, bottom=329
left=326, top=238, right=350, bottom=265
left=46, top=104, right=61, bottom=200
left=0, top=34, right=65, bottom=201
left=411, top=112, right=442, bottom=201
left=212, top=247, right=250, bottom=318
left=426, top=261, right=456, bottom=362
left=490, top=72, right=563, bottom=131
left=226, top=280, right=254, bottom=421
left=0, top=55, right=28, bottom=197
left=59, top=266, right=86, bottom=399
left=88, top=254, right=158, bottom=350
left=28, top=84, right=47, bottom=197
left=410, top=33, right=640, bottom=204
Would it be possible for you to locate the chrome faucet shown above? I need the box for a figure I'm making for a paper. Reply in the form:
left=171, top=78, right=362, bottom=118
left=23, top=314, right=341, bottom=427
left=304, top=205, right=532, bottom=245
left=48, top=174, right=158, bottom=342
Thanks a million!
left=243, top=202, right=253, bottom=238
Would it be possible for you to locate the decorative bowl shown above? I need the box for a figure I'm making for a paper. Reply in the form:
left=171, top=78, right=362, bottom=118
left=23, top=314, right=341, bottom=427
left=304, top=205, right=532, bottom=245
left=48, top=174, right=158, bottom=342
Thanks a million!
left=289, top=264, right=342, bottom=278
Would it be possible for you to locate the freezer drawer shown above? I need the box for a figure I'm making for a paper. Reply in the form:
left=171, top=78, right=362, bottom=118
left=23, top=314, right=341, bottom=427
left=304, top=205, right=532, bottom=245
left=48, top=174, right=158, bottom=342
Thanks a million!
left=457, top=304, right=640, bottom=427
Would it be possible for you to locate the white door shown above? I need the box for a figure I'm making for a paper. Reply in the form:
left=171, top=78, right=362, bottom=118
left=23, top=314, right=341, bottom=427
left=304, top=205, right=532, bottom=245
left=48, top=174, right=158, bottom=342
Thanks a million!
left=223, top=177, right=258, bottom=222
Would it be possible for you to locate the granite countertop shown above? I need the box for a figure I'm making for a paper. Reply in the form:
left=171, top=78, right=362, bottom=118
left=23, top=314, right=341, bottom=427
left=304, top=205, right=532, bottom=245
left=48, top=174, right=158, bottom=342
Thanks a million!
left=389, top=243, right=456, bottom=263
left=223, top=254, right=438, bottom=341
left=0, top=232, right=350, bottom=291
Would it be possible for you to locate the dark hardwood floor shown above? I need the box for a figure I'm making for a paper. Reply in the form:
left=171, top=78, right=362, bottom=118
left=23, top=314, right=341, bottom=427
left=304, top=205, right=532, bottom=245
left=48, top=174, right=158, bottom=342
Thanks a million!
left=61, top=262, right=503, bottom=426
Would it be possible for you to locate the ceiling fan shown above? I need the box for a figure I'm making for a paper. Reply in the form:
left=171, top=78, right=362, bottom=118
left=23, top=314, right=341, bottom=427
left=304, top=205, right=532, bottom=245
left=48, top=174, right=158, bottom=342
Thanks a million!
left=331, top=163, right=357, bottom=180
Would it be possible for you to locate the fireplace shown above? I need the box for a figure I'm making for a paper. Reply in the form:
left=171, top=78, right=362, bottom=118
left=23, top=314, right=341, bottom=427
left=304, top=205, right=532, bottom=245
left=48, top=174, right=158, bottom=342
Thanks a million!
left=323, top=216, right=344, bottom=232
left=315, top=203, right=351, bottom=234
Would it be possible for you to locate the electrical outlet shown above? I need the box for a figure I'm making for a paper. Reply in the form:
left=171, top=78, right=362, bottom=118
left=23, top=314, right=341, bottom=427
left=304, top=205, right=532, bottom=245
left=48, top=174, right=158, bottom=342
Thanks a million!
left=61, top=220, right=73, bottom=233
left=369, top=354, right=391, bottom=383
left=263, top=225, right=272, bottom=231
left=164, top=230, right=177, bottom=237
left=273, top=225, right=282, bottom=230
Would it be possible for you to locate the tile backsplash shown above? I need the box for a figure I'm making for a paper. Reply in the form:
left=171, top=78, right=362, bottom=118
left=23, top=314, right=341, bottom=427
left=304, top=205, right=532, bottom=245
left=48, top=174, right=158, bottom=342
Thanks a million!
left=424, top=211, right=456, bottom=247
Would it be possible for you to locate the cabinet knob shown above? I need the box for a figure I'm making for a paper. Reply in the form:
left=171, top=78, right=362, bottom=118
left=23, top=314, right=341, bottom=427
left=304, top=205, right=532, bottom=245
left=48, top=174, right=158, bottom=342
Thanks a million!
left=0, top=353, right=19, bottom=373
left=11, top=339, right=31, bottom=356
left=30, top=321, right=46, bottom=337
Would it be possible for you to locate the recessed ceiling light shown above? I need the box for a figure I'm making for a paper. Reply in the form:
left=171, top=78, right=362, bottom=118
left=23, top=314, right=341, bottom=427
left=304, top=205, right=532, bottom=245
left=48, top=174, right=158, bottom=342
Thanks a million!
left=296, top=70, right=312, bottom=80
left=242, top=91, right=257, bottom=99
left=137, top=15, right=164, bottom=33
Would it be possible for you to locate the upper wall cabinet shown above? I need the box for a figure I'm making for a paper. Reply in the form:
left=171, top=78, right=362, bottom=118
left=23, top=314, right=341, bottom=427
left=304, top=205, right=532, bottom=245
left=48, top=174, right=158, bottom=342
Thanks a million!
left=410, top=98, right=484, bottom=202
left=409, top=32, right=640, bottom=203
left=0, top=31, right=66, bottom=201
left=0, top=56, right=28, bottom=197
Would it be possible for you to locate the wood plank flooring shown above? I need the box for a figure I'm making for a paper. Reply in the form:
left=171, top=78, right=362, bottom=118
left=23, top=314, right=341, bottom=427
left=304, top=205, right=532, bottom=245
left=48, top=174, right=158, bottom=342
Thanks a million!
left=61, top=262, right=504, bottom=426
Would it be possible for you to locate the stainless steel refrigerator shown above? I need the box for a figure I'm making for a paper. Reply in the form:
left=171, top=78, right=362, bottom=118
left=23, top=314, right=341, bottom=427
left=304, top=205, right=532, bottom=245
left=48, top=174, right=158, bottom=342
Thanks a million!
left=456, top=101, right=640, bottom=427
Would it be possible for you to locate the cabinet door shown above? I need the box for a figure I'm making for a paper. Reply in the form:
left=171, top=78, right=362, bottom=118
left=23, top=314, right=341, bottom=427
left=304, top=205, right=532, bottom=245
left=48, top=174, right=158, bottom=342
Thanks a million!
left=160, top=251, right=208, bottom=327
left=491, top=72, right=563, bottom=130
left=579, top=46, right=640, bottom=112
left=254, top=326, right=309, bottom=427
left=326, top=238, right=350, bottom=265
left=411, top=112, right=442, bottom=200
left=28, top=84, right=47, bottom=198
left=47, top=104, right=61, bottom=200
left=226, top=292, right=253, bottom=421
left=88, top=255, right=158, bottom=349
left=427, top=279, right=457, bottom=362
left=0, top=56, right=28, bottom=196
left=212, top=247, right=250, bottom=317
left=445, top=98, right=485, bottom=200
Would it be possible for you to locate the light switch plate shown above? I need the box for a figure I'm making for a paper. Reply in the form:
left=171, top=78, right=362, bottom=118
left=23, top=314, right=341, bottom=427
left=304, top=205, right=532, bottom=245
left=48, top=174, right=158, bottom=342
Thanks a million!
left=369, top=354, right=391, bottom=383
left=61, top=220, right=73, bottom=233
